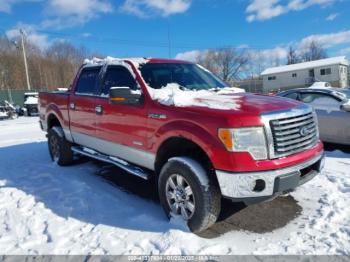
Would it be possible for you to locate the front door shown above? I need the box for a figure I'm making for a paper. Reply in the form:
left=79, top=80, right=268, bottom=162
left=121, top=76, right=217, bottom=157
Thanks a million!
left=94, top=65, right=153, bottom=169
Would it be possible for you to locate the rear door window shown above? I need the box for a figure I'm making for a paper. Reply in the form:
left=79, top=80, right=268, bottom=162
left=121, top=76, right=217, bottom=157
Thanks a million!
left=75, top=67, right=101, bottom=95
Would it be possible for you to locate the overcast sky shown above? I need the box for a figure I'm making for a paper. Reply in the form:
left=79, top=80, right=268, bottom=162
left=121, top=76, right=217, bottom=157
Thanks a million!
left=1, top=0, right=350, bottom=61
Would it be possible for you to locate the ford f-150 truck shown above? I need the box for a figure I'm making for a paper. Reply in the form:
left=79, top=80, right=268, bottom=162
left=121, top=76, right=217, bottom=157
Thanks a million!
left=39, top=57, right=325, bottom=232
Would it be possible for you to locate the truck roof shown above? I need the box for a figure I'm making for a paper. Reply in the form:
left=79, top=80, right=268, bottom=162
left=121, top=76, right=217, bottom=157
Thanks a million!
left=83, top=56, right=192, bottom=68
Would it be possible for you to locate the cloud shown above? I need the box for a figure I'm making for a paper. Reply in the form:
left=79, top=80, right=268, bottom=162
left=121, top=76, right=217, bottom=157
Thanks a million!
left=0, top=0, right=15, bottom=13
left=121, top=0, right=191, bottom=18
left=326, top=12, right=338, bottom=21
left=175, top=50, right=202, bottom=62
left=299, top=30, right=350, bottom=49
left=246, top=0, right=337, bottom=22
left=252, top=46, right=288, bottom=61
left=6, top=24, right=50, bottom=50
left=0, top=0, right=41, bottom=13
left=42, top=0, right=113, bottom=29
left=339, top=47, right=350, bottom=56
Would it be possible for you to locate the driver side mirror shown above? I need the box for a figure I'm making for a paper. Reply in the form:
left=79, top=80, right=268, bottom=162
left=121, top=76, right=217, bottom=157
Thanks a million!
left=340, top=102, right=350, bottom=112
left=109, top=87, right=142, bottom=105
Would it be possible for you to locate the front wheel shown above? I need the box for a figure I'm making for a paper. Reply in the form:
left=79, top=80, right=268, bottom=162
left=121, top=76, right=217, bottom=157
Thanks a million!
left=158, top=157, right=221, bottom=233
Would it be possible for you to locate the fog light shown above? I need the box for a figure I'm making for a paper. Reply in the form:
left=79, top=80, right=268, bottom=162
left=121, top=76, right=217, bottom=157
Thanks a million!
left=252, top=179, right=266, bottom=192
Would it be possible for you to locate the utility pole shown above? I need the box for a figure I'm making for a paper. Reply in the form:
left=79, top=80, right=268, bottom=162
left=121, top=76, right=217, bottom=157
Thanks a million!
left=19, top=29, right=31, bottom=91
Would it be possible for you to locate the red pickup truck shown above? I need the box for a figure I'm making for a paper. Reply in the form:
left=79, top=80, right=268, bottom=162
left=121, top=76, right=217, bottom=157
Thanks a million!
left=39, top=57, right=324, bottom=232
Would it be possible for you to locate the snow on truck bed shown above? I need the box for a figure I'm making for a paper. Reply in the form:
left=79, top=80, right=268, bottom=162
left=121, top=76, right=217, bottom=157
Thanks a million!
left=0, top=118, right=349, bottom=255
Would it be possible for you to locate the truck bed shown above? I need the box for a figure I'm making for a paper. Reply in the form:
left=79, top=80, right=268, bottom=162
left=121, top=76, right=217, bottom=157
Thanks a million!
left=39, top=91, right=71, bottom=131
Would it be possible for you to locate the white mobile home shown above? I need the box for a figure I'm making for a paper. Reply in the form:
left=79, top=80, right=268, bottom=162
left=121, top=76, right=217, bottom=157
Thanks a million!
left=261, top=56, right=349, bottom=92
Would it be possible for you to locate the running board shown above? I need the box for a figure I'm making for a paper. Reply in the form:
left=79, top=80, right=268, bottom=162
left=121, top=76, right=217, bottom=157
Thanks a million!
left=71, top=146, right=151, bottom=180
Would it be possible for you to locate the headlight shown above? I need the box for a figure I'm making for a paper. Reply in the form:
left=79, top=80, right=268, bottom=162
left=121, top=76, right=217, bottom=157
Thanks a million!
left=218, top=127, right=268, bottom=160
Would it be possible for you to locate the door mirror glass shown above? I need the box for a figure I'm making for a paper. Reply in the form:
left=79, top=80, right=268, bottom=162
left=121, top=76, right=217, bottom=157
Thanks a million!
left=340, top=102, right=350, bottom=112
left=109, top=87, right=142, bottom=105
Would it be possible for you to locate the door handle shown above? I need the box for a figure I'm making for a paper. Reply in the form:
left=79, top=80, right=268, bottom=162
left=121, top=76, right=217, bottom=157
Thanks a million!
left=69, top=102, right=75, bottom=110
left=95, top=105, right=103, bottom=115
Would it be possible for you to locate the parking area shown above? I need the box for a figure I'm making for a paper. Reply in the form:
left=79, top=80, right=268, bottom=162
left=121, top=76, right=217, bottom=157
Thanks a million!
left=0, top=117, right=349, bottom=255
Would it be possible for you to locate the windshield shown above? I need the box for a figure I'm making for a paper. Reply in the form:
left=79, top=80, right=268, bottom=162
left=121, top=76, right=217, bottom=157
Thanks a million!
left=139, top=63, right=227, bottom=90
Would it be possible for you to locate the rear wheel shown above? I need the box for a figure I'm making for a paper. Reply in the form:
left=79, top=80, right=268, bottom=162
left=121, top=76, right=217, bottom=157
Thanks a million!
left=158, top=157, right=221, bottom=233
left=48, top=127, right=74, bottom=166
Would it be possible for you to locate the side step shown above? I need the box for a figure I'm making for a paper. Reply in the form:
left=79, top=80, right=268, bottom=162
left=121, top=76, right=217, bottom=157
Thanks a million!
left=71, top=146, right=151, bottom=180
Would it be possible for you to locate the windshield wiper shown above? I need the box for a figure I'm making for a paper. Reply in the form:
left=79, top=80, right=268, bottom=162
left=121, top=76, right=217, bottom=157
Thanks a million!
left=178, top=85, right=190, bottom=91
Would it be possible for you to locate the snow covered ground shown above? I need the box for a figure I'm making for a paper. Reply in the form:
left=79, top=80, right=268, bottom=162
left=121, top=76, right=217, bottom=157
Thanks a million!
left=0, top=117, right=349, bottom=255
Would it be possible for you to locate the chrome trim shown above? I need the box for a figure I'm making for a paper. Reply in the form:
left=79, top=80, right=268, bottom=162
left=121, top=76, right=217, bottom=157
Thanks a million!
left=261, top=104, right=316, bottom=159
left=148, top=113, right=167, bottom=119
left=216, top=151, right=323, bottom=198
left=71, top=131, right=155, bottom=170
left=71, top=146, right=150, bottom=180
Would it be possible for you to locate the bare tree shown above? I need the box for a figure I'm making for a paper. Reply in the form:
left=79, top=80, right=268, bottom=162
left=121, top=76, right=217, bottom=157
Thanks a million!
left=287, top=45, right=300, bottom=65
left=301, top=40, right=328, bottom=62
left=196, top=48, right=249, bottom=81
left=0, top=35, right=93, bottom=91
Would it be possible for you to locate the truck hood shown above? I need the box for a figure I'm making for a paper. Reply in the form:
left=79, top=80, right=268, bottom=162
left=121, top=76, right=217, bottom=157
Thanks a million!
left=148, top=84, right=302, bottom=116
left=179, top=92, right=303, bottom=116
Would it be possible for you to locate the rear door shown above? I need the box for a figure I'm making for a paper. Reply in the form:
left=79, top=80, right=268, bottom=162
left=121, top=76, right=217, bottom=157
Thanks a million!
left=69, top=66, right=102, bottom=146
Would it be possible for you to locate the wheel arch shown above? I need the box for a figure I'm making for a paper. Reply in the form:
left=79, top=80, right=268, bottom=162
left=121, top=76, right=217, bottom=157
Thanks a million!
left=154, top=136, right=217, bottom=183
left=47, top=113, right=62, bottom=130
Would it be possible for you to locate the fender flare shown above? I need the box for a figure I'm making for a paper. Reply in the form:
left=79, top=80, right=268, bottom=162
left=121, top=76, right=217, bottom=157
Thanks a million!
left=153, top=120, right=223, bottom=162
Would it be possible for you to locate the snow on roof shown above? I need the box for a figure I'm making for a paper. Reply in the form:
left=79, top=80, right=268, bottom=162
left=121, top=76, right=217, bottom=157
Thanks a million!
left=261, top=56, right=349, bottom=76
left=83, top=56, right=148, bottom=67
left=83, top=56, right=149, bottom=79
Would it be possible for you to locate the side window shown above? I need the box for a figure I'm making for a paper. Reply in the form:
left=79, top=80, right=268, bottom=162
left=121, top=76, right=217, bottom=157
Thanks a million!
left=101, top=67, right=138, bottom=96
left=300, top=93, right=340, bottom=108
left=75, top=67, right=101, bottom=95
left=285, top=92, right=298, bottom=100
left=320, top=68, right=331, bottom=76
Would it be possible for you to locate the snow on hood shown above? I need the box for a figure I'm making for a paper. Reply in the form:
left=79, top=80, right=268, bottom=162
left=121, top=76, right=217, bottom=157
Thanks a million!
left=24, top=96, right=38, bottom=105
left=147, top=83, right=245, bottom=110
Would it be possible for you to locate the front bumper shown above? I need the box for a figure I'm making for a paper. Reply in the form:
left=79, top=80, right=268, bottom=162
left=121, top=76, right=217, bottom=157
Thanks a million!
left=216, top=152, right=324, bottom=204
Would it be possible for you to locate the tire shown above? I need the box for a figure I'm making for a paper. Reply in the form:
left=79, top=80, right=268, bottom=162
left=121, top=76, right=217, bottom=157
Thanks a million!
left=10, top=112, right=18, bottom=119
left=158, top=157, right=221, bottom=233
left=48, top=126, right=74, bottom=166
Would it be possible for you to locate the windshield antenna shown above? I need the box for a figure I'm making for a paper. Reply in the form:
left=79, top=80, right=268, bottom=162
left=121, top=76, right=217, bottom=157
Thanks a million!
left=167, top=22, right=172, bottom=59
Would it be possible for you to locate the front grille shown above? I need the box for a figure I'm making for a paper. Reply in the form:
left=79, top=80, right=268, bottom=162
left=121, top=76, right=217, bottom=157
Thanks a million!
left=270, top=112, right=318, bottom=157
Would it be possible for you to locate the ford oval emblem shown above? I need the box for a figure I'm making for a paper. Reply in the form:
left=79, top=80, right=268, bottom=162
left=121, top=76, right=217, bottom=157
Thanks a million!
left=300, top=126, right=311, bottom=136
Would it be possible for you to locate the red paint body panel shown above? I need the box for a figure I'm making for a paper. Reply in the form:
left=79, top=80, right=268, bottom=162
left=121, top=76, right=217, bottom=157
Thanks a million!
left=39, top=58, right=324, bottom=174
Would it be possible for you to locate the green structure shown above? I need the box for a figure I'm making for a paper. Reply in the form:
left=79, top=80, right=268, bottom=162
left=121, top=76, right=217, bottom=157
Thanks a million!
left=0, top=89, right=39, bottom=106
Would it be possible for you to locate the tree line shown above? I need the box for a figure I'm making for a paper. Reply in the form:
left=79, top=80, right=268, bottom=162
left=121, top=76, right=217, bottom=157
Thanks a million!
left=0, top=36, right=90, bottom=91
left=0, top=34, right=328, bottom=91
left=194, top=40, right=328, bottom=82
